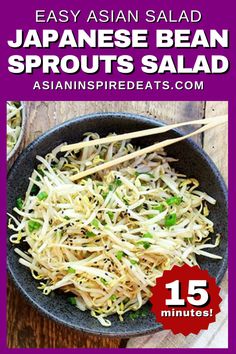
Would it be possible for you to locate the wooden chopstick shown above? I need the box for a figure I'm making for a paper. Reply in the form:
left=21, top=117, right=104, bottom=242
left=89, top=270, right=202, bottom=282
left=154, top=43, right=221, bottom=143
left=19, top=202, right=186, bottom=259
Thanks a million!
left=69, top=116, right=227, bottom=181
left=61, top=115, right=227, bottom=152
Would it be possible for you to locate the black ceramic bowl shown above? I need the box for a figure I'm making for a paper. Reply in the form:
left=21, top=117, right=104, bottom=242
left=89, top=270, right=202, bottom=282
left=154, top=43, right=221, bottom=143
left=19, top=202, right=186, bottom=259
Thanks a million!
left=7, top=113, right=228, bottom=337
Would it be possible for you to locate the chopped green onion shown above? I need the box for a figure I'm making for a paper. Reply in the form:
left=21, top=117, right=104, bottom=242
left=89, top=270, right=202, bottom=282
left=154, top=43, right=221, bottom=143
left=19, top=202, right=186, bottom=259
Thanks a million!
left=165, top=213, right=177, bottom=227
left=129, top=312, right=139, bottom=320
left=100, top=278, right=108, bottom=285
left=129, top=308, right=149, bottom=320
left=142, top=232, right=153, bottom=238
left=114, top=178, right=122, bottom=187
left=67, top=297, right=77, bottom=305
left=91, top=218, right=99, bottom=229
left=85, top=231, right=96, bottom=238
left=130, top=259, right=138, bottom=265
left=37, top=191, right=48, bottom=201
left=153, top=204, right=165, bottom=212
left=28, top=220, right=42, bottom=233
left=110, top=294, right=117, bottom=301
left=137, top=241, right=151, bottom=249
left=107, top=211, right=114, bottom=220
left=64, top=216, right=70, bottom=220
left=56, top=229, right=63, bottom=238
left=16, top=197, right=23, bottom=210
left=147, top=214, right=155, bottom=219
left=166, top=196, right=182, bottom=206
left=109, top=178, right=122, bottom=191
left=116, top=250, right=125, bottom=260
left=67, top=267, right=76, bottom=274
left=102, top=192, right=108, bottom=199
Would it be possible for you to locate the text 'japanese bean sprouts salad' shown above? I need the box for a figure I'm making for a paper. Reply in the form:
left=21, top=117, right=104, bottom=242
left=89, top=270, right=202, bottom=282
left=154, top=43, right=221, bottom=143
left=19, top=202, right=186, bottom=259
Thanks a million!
left=8, top=132, right=222, bottom=326
left=7, top=101, right=23, bottom=155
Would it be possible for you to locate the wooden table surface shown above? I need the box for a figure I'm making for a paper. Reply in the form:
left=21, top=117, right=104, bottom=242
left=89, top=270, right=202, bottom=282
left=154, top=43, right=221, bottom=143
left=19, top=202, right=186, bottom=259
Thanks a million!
left=7, top=101, right=228, bottom=348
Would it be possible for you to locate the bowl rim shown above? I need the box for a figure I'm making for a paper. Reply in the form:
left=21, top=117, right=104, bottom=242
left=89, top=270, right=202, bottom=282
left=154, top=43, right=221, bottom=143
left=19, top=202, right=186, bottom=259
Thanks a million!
left=7, top=101, right=27, bottom=162
left=7, top=112, right=228, bottom=338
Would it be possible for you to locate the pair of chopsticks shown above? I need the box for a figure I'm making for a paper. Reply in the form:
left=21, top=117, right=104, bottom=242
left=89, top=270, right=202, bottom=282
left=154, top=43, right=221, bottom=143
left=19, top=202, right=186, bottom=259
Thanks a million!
left=61, top=115, right=228, bottom=181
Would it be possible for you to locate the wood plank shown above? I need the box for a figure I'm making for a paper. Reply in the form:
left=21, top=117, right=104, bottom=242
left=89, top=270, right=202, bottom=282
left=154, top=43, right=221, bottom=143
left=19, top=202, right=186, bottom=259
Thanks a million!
left=22, top=101, right=204, bottom=146
left=8, top=101, right=205, bottom=348
left=203, top=101, right=228, bottom=184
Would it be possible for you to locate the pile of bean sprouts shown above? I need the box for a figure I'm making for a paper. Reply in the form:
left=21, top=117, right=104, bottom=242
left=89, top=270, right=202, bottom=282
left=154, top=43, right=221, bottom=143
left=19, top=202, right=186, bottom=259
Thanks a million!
left=8, top=133, right=221, bottom=326
left=7, top=101, right=23, bottom=155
